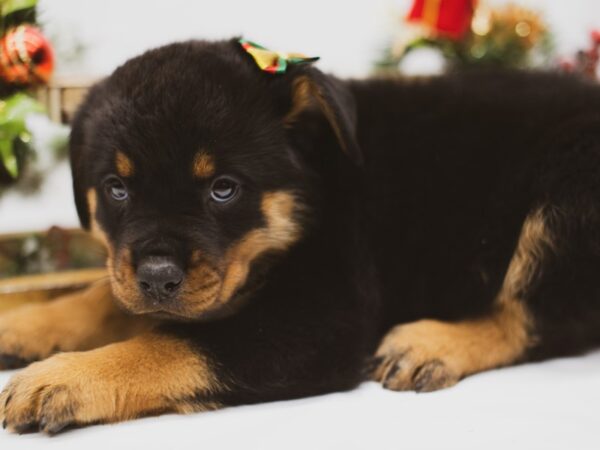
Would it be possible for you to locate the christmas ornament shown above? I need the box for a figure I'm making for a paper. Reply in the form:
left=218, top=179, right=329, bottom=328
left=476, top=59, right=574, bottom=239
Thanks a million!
left=239, top=39, right=319, bottom=74
left=0, top=0, right=59, bottom=193
left=407, top=0, right=476, bottom=40
left=0, top=25, right=54, bottom=85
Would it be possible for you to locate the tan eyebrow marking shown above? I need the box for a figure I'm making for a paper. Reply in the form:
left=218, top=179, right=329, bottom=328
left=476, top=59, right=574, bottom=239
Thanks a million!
left=193, top=151, right=216, bottom=178
left=116, top=151, right=134, bottom=177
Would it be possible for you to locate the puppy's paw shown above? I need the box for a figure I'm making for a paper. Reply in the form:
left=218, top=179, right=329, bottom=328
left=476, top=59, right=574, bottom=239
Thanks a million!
left=371, top=320, right=478, bottom=392
left=0, top=332, right=221, bottom=434
left=0, top=353, right=88, bottom=434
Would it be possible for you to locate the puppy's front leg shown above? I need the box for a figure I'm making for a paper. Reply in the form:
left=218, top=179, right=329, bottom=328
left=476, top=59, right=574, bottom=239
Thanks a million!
left=0, top=281, right=153, bottom=369
left=0, top=331, right=220, bottom=434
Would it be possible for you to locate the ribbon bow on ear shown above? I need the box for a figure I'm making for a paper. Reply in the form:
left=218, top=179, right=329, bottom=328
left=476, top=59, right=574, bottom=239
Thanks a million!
left=239, top=39, right=319, bottom=74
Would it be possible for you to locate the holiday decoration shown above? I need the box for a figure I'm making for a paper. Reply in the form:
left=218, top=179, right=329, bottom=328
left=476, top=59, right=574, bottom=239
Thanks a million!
left=0, top=24, right=54, bottom=85
left=0, top=92, right=43, bottom=181
left=559, top=30, right=600, bottom=81
left=377, top=1, right=554, bottom=73
left=0, top=226, right=106, bottom=280
left=407, top=0, right=476, bottom=40
left=0, top=227, right=107, bottom=311
left=239, top=39, right=319, bottom=74
left=0, top=0, right=54, bottom=189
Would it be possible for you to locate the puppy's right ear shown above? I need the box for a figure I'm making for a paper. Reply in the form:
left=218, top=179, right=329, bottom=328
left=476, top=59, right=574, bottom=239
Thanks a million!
left=232, top=37, right=362, bottom=165
left=283, top=67, right=363, bottom=166
left=69, top=81, right=107, bottom=230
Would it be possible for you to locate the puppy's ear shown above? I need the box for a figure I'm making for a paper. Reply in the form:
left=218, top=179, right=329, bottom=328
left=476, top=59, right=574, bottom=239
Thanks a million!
left=69, top=109, right=91, bottom=230
left=69, top=81, right=108, bottom=230
left=283, top=68, right=363, bottom=166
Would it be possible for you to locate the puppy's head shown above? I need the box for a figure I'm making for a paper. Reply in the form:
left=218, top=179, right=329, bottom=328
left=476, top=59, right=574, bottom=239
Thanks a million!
left=70, top=38, right=361, bottom=320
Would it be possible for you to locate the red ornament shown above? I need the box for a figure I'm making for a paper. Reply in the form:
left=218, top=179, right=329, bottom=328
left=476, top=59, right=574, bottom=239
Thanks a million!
left=407, top=0, right=477, bottom=40
left=0, top=25, right=54, bottom=85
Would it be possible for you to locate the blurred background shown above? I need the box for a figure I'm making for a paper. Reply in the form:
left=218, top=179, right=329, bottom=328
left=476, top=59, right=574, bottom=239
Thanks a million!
left=0, top=0, right=599, bottom=299
left=38, top=0, right=600, bottom=78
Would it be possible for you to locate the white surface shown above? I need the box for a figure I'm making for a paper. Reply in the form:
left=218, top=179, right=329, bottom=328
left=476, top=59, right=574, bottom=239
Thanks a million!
left=0, top=351, right=599, bottom=449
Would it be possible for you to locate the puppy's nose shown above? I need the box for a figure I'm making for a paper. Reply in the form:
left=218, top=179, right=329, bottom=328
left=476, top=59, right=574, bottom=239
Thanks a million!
left=136, top=256, right=184, bottom=301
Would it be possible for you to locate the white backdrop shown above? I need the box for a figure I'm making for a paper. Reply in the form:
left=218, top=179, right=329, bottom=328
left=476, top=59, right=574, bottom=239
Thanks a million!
left=38, top=0, right=600, bottom=78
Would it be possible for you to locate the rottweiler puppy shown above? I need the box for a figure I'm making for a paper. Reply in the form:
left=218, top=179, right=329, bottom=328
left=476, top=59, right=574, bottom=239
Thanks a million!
left=2, top=38, right=600, bottom=434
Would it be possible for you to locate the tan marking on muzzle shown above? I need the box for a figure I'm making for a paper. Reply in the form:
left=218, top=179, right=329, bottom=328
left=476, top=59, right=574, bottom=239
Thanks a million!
left=87, top=188, right=142, bottom=311
left=218, top=191, right=302, bottom=302
left=87, top=189, right=110, bottom=251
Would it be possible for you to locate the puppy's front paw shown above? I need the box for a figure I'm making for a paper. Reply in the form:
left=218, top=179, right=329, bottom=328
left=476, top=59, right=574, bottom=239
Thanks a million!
left=0, top=353, right=89, bottom=434
left=0, top=332, right=221, bottom=434
left=371, top=320, right=475, bottom=392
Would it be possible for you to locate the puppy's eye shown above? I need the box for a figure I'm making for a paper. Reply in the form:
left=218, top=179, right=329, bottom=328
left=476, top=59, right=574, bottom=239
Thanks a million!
left=105, top=177, right=128, bottom=201
left=210, top=177, right=238, bottom=203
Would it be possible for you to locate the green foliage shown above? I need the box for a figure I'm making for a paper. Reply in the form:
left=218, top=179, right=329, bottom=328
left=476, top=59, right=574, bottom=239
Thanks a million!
left=0, top=93, right=44, bottom=179
left=376, top=4, right=555, bottom=74
left=1, top=0, right=37, bottom=17
left=0, top=0, right=37, bottom=37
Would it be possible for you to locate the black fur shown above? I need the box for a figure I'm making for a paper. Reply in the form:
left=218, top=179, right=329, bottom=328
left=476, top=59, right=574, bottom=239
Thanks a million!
left=70, top=38, right=600, bottom=404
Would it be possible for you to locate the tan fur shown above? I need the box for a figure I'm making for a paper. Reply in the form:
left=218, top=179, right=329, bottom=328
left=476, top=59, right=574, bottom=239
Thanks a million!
left=108, top=247, right=146, bottom=312
left=177, top=250, right=223, bottom=315
left=115, top=151, right=134, bottom=177
left=87, top=189, right=110, bottom=250
left=218, top=190, right=301, bottom=302
left=192, top=151, right=216, bottom=178
left=373, top=209, right=551, bottom=391
left=0, top=281, right=153, bottom=368
left=0, top=332, right=222, bottom=433
left=503, top=207, right=555, bottom=297
left=285, top=76, right=315, bottom=125
left=284, top=75, right=350, bottom=156
left=88, top=188, right=145, bottom=312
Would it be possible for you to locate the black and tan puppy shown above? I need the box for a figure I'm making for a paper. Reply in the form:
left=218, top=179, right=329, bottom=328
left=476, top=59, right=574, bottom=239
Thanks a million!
left=2, top=38, right=600, bottom=434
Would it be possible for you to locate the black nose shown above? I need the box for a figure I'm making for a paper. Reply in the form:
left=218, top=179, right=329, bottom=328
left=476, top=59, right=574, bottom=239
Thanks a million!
left=136, top=256, right=184, bottom=301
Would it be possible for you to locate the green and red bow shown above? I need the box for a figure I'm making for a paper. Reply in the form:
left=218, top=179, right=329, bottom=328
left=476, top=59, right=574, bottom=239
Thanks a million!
left=239, top=38, right=319, bottom=74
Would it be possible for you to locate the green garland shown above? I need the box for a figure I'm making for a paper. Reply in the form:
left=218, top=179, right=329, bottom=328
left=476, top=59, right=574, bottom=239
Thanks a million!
left=376, top=4, right=555, bottom=74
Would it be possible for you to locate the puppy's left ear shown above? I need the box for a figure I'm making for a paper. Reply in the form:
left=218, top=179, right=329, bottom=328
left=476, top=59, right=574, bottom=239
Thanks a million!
left=69, top=80, right=109, bottom=230
left=283, top=68, right=363, bottom=166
